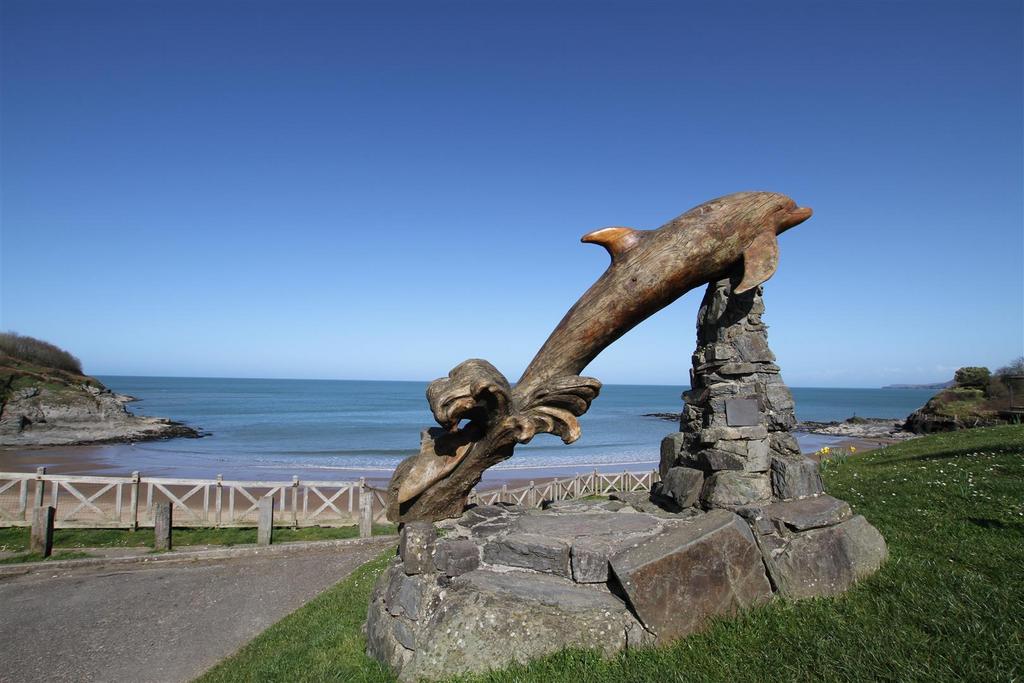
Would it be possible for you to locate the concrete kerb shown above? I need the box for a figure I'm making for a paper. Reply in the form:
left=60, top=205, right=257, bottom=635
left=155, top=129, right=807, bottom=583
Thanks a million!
left=0, top=534, right=399, bottom=578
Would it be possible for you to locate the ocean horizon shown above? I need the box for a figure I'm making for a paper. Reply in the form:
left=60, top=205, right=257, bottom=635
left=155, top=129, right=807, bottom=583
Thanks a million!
left=1, top=376, right=934, bottom=483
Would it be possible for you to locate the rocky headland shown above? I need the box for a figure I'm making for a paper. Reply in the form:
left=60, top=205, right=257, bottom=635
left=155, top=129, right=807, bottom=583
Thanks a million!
left=903, top=365, right=1021, bottom=434
left=0, top=337, right=200, bottom=448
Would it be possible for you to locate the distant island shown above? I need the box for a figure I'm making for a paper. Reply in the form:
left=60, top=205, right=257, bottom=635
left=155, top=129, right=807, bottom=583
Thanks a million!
left=881, top=380, right=955, bottom=390
left=0, top=332, right=201, bottom=447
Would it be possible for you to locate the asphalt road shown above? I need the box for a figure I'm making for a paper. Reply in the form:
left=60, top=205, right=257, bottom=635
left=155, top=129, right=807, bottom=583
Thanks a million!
left=0, top=540, right=394, bottom=682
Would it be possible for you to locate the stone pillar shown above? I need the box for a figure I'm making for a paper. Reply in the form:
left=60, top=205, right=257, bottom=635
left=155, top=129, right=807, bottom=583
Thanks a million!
left=661, top=268, right=821, bottom=511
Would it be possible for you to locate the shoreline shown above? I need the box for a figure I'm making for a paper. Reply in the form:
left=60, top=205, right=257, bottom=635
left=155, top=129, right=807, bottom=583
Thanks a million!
left=0, top=433, right=887, bottom=489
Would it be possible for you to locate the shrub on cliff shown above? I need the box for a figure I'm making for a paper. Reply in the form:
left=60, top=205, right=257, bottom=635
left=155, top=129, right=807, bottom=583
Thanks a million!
left=0, top=332, right=83, bottom=374
left=954, top=366, right=991, bottom=389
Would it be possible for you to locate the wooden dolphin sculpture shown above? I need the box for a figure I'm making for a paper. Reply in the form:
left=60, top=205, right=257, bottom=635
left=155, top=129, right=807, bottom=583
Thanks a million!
left=387, top=191, right=812, bottom=522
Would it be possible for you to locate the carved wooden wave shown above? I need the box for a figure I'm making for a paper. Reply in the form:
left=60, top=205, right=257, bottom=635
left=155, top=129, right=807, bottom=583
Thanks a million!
left=387, top=191, right=812, bottom=522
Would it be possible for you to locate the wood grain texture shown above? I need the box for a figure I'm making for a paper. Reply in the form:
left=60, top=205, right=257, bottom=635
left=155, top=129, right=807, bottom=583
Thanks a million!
left=387, top=191, right=812, bottom=522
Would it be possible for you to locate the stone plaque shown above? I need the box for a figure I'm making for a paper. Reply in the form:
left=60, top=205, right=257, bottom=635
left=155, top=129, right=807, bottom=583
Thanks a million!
left=725, top=398, right=761, bottom=427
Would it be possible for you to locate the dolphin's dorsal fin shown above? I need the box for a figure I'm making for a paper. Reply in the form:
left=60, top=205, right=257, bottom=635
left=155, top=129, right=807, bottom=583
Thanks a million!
left=736, top=231, right=779, bottom=294
left=581, top=226, right=643, bottom=263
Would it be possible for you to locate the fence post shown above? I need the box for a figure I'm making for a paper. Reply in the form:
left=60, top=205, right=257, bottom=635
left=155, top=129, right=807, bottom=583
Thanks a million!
left=593, top=468, right=599, bottom=495
left=501, top=483, right=508, bottom=504
left=129, top=471, right=140, bottom=531
left=154, top=502, right=172, bottom=551
left=528, top=481, right=536, bottom=508
left=214, top=474, right=223, bottom=527
left=33, top=467, right=46, bottom=509
left=30, top=506, right=55, bottom=557
left=359, top=481, right=372, bottom=538
left=291, top=476, right=300, bottom=529
left=19, top=479, right=29, bottom=520
left=257, top=496, right=274, bottom=546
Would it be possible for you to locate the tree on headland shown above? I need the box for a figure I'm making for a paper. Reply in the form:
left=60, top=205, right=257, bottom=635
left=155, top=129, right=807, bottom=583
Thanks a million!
left=0, top=332, right=83, bottom=374
left=953, top=366, right=990, bottom=389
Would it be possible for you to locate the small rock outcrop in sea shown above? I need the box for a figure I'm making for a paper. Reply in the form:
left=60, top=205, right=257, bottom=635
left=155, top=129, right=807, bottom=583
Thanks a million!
left=0, top=353, right=200, bottom=447
left=796, top=417, right=917, bottom=441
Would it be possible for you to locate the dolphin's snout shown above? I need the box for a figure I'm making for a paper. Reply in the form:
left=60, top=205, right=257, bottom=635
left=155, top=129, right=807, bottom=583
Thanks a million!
left=778, top=205, right=813, bottom=232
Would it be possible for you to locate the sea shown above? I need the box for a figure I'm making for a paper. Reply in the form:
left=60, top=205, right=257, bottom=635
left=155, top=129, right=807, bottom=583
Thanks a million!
left=46, top=377, right=934, bottom=484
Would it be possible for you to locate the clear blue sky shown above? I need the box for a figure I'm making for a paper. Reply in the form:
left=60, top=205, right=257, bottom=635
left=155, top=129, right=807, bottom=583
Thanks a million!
left=1, top=0, right=1021, bottom=387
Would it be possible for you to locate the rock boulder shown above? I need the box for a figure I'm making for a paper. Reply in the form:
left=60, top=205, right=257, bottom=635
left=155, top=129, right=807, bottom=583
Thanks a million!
left=609, top=509, right=772, bottom=641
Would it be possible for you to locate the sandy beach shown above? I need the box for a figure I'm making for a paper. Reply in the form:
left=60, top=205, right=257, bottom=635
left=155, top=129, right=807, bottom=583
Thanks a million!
left=0, top=433, right=897, bottom=492
left=0, top=442, right=665, bottom=491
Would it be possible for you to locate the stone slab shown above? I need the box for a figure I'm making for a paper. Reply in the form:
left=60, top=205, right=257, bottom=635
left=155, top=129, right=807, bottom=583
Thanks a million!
left=609, top=509, right=772, bottom=641
left=399, top=522, right=436, bottom=575
left=542, top=499, right=625, bottom=513
left=432, top=538, right=480, bottom=577
left=699, top=448, right=745, bottom=471
left=661, top=467, right=703, bottom=507
left=700, top=425, right=768, bottom=443
left=609, top=491, right=703, bottom=519
left=770, top=456, right=824, bottom=500
left=701, top=471, right=772, bottom=508
left=660, top=432, right=685, bottom=479
left=513, top=512, right=661, bottom=540
left=482, top=533, right=571, bottom=577
left=570, top=532, right=661, bottom=584
left=761, top=495, right=852, bottom=531
left=756, top=515, right=887, bottom=599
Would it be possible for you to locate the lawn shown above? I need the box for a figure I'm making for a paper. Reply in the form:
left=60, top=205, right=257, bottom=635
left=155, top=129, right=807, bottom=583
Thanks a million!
left=202, top=425, right=1023, bottom=682
left=0, top=523, right=397, bottom=554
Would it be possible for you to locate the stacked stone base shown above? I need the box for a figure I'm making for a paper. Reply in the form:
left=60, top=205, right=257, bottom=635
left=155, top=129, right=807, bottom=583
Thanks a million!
left=366, top=499, right=887, bottom=681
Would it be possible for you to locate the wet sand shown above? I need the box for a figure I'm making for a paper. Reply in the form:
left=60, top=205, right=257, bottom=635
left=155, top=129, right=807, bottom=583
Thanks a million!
left=0, top=443, right=659, bottom=490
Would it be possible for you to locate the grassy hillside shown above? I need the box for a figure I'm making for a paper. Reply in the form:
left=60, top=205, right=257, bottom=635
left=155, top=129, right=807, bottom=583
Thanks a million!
left=199, top=426, right=1024, bottom=682
left=0, top=332, right=84, bottom=374
left=0, top=332, right=103, bottom=404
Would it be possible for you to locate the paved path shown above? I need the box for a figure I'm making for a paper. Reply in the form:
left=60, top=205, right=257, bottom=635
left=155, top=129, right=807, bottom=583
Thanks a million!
left=0, top=539, right=394, bottom=682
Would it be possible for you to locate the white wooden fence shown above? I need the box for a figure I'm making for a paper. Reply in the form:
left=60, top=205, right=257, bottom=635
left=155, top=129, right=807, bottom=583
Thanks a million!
left=0, top=467, right=659, bottom=529
left=469, top=469, right=659, bottom=509
left=0, top=469, right=389, bottom=529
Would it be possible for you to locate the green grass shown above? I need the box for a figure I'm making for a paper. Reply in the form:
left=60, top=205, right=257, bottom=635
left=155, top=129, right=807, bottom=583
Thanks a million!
left=197, top=425, right=1024, bottom=682
left=0, top=524, right=397, bottom=553
left=0, top=550, right=93, bottom=564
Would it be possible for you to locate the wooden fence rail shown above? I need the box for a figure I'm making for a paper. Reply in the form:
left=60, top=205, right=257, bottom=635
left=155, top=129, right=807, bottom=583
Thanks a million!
left=0, top=469, right=389, bottom=529
left=0, top=467, right=660, bottom=529
left=468, top=468, right=660, bottom=509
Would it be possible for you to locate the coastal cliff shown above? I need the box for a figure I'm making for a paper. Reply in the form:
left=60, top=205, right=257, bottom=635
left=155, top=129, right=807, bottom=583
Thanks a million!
left=0, top=334, right=200, bottom=447
left=903, top=365, right=1020, bottom=434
